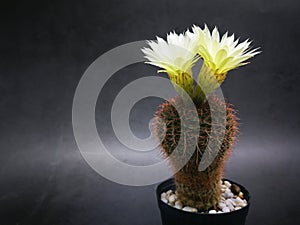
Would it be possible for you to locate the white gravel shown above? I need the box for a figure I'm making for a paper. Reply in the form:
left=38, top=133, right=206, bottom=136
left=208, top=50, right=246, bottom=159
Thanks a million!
left=160, top=180, right=247, bottom=214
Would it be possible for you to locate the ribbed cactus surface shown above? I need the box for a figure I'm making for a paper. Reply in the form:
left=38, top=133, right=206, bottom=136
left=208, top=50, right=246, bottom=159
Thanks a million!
left=154, top=96, right=238, bottom=210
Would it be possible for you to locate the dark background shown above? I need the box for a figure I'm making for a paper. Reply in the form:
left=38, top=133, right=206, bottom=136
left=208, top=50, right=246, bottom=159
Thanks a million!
left=1, top=0, right=300, bottom=224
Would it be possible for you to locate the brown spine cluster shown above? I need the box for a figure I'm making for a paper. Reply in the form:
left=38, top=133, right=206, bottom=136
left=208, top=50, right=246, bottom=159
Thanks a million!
left=153, top=96, right=238, bottom=210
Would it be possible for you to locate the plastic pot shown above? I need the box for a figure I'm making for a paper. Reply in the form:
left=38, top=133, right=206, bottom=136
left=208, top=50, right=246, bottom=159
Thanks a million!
left=156, top=178, right=250, bottom=225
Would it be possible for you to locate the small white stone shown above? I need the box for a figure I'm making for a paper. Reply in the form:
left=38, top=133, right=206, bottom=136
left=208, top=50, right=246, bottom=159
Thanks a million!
left=223, top=192, right=233, bottom=199
left=209, top=210, right=217, bottom=214
left=235, top=206, right=242, bottom=210
left=222, top=207, right=230, bottom=213
left=175, top=200, right=182, bottom=205
left=225, top=199, right=236, bottom=207
left=174, top=205, right=182, bottom=210
left=238, top=192, right=244, bottom=198
left=161, top=192, right=167, bottom=199
left=235, top=198, right=246, bottom=207
left=228, top=203, right=235, bottom=211
left=161, top=197, right=168, bottom=204
left=166, top=190, right=173, bottom=195
left=225, top=188, right=231, bottom=194
left=174, top=201, right=183, bottom=209
left=239, top=203, right=247, bottom=207
left=235, top=197, right=245, bottom=206
left=221, top=184, right=227, bottom=189
left=227, top=193, right=234, bottom=199
left=224, top=181, right=231, bottom=188
left=218, top=202, right=226, bottom=209
left=229, top=198, right=236, bottom=207
left=168, top=194, right=177, bottom=203
left=191, top=208, right=198, bottom=213
left=243, top=199, right=247, bottom=204
left=182, top=206, right=198, bottom=213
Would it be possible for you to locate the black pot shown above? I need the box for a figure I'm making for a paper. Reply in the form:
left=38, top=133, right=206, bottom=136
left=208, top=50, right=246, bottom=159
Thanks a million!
left=156, top=178, right=250, bottom=225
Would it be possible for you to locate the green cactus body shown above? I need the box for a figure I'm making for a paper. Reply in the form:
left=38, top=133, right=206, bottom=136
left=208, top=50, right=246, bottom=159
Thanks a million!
left=154, top=96, right=238, bottom=210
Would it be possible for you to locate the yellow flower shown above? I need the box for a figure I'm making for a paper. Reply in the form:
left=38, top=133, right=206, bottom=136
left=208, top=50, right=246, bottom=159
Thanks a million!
left=142, top=25, right=260, bottom=100
left=190, top=25, right=261, bottom=83
left=142, top=32, right=198, bottom=75
left=142, top=31, right=199, bottom=96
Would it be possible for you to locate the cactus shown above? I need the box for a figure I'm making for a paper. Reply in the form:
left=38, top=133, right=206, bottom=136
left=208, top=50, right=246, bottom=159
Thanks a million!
left=153, top=95, right=238, bottom=210
left=142, top=25, right=260, bottom=211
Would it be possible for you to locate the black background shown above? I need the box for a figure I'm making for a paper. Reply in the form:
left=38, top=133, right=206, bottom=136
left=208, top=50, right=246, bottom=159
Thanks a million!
left=1, top=0, right=300, bottom=224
